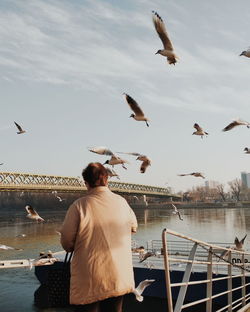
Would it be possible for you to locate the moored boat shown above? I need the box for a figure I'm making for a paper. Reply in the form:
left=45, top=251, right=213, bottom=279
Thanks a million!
left=33, top=229, right=250, bottom=311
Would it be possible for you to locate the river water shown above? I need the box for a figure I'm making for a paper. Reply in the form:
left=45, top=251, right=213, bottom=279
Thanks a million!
left=0, top=205, right=249, bottom=312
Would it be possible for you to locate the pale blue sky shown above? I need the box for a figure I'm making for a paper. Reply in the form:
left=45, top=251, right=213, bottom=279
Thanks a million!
left=1, top=0, right=250, bottom=192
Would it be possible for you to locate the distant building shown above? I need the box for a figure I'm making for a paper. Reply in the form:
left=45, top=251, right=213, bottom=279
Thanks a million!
left=205, top=180, right=220, bottom=189
left=241, top=172, right=250, bottom=188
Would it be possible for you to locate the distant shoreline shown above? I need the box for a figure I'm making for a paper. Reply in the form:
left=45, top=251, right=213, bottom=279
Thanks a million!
left=130, top=202, right=250, bottom=209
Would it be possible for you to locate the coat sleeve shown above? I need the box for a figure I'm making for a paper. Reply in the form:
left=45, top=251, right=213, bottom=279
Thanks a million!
left=130, top=207, right=138, bottom=233
left=60, top=203, right=80, bottom=252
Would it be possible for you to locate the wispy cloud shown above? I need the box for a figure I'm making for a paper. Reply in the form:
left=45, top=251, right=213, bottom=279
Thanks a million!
left=0, top=0, right=249, bottom=117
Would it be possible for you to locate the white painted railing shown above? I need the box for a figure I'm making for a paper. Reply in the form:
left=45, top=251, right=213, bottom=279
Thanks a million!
left=162, top=229, right=250, bottom=312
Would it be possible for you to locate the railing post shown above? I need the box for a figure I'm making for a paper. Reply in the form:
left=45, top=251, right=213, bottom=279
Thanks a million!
left=206, top=247, right=213, bottom=312
left=228, top=251, right=232, bottom=312
left=241, top=253, right=246, bottom=306
left=162, top=228, right=173, bottom=312
left=174, top=243, right=198, bottom=312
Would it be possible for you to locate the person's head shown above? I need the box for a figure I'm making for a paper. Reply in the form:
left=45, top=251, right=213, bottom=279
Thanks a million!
left=82, top=162, right=108, bottom=189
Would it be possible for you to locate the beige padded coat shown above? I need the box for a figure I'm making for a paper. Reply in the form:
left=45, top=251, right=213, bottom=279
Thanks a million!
left=60, top=186, right=138, bottom=305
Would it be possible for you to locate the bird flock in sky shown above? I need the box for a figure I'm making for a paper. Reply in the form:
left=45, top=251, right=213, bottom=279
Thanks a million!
left=4, top=10, right=250, bottom=184
left=3, top=9, right=250, bottom=228
left=82, top=11, right=250, bottom=185
left=0, top=7, right=248, bottom=242
left=4, top=10, right=250, bottom=225
left=2, top=9, right=250, bottom=285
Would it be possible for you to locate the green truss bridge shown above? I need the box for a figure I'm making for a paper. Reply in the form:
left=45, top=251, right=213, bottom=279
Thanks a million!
left=0, top=171, right=176, bottom=199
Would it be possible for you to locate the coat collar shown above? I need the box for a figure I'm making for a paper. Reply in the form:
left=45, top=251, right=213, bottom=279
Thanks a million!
left=87, top=186, right=110, bottom=195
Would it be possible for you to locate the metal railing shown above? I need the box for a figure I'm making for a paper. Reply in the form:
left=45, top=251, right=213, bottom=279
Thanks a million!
left=162, top=229, right=250, bottom=312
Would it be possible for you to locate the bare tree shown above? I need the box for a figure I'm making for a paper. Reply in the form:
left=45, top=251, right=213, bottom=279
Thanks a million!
left=216, top=184, right=227, bottom=202
left=196, top=186, right=207, bottom=202
left=189, top=186, right=217, bottom=202
left=228, top=179, right=242, bottom=201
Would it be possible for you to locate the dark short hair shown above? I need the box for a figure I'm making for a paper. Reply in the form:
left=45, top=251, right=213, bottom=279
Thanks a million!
left=82, top=162, right=108, bottom=188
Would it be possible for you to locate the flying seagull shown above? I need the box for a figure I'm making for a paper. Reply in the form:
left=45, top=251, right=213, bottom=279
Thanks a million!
left=88, top=146, right=113, bottom=156
left=240, top=49, right=250, bottom=58
left=138, top=155, right=151, bottom=173
left=235, top=234, right=247, bottom=250
left=123, top=93, right=149, bottom=127
left=171, top=204, right=183, bottom=221
left=117, top=152, right=151, bottom=173
left=178, top=172, right=205, bottom=179
left=56, top=196, right=65, bottom=202
left=104, top=154, right=129, bottom=170
left=0, top=244, right=23, bottom=251
left=152, top=11, right=177, bottom=65
left=25, top=205, right=45, bottom=222
left=105, top=167, right=120, bottom=179
left=14, top=121, right=26, bottom=134
left=192, top=123, right=208, bottom=138
left=220, top=234, right=247, bottom=260
left=132, top=279, right=155, bottom=302
left=88, top=146, right=129, bottom=170
left=222, top=119, right=250, bottom=132
left=244, top=147, right=250, bottom=154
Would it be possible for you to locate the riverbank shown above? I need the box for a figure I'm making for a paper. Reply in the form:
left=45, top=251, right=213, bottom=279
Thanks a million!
left=131, top=201, right=250, bottom=210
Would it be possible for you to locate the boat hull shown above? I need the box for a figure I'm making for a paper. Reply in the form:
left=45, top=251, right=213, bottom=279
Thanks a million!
left=34, top=264, right=250, bottom=311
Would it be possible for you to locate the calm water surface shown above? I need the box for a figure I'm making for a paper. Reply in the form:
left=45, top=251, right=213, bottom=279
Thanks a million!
left=1, top=205, right=250, bottom=312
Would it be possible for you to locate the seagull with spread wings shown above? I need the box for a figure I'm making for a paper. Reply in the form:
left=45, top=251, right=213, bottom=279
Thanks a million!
left=171, top=204, right=183, bottom=221
left=88, top=146, right=129, bottom=170
left=222, top=119, right=250, bottom=132
left=235, top=234, right=247, bottom=250
left=117, top=152, right=151, bottom=173
left=25, top=205, right=45, bottom=222
left=14, top=121, right=26, bottom=134
left=178, top=172, right=205, bottom=179
left=123, top=93, right=149, bottom=127
left=192, top=123, right=209, bottom=138
left=152, top=11, right=177, bottom=65
left=104, top=154, right=129, bottom=170
left=132, top=279, right=155, bottom=302
left=220, top=234, right=247, bottom=260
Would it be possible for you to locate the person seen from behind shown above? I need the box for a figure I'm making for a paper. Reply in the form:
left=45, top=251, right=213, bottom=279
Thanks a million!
left=60, top=162, right=138, bottom=312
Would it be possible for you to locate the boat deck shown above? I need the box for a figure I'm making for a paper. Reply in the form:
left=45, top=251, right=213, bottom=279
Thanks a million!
left=2, top=229, right=250, bottom=311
